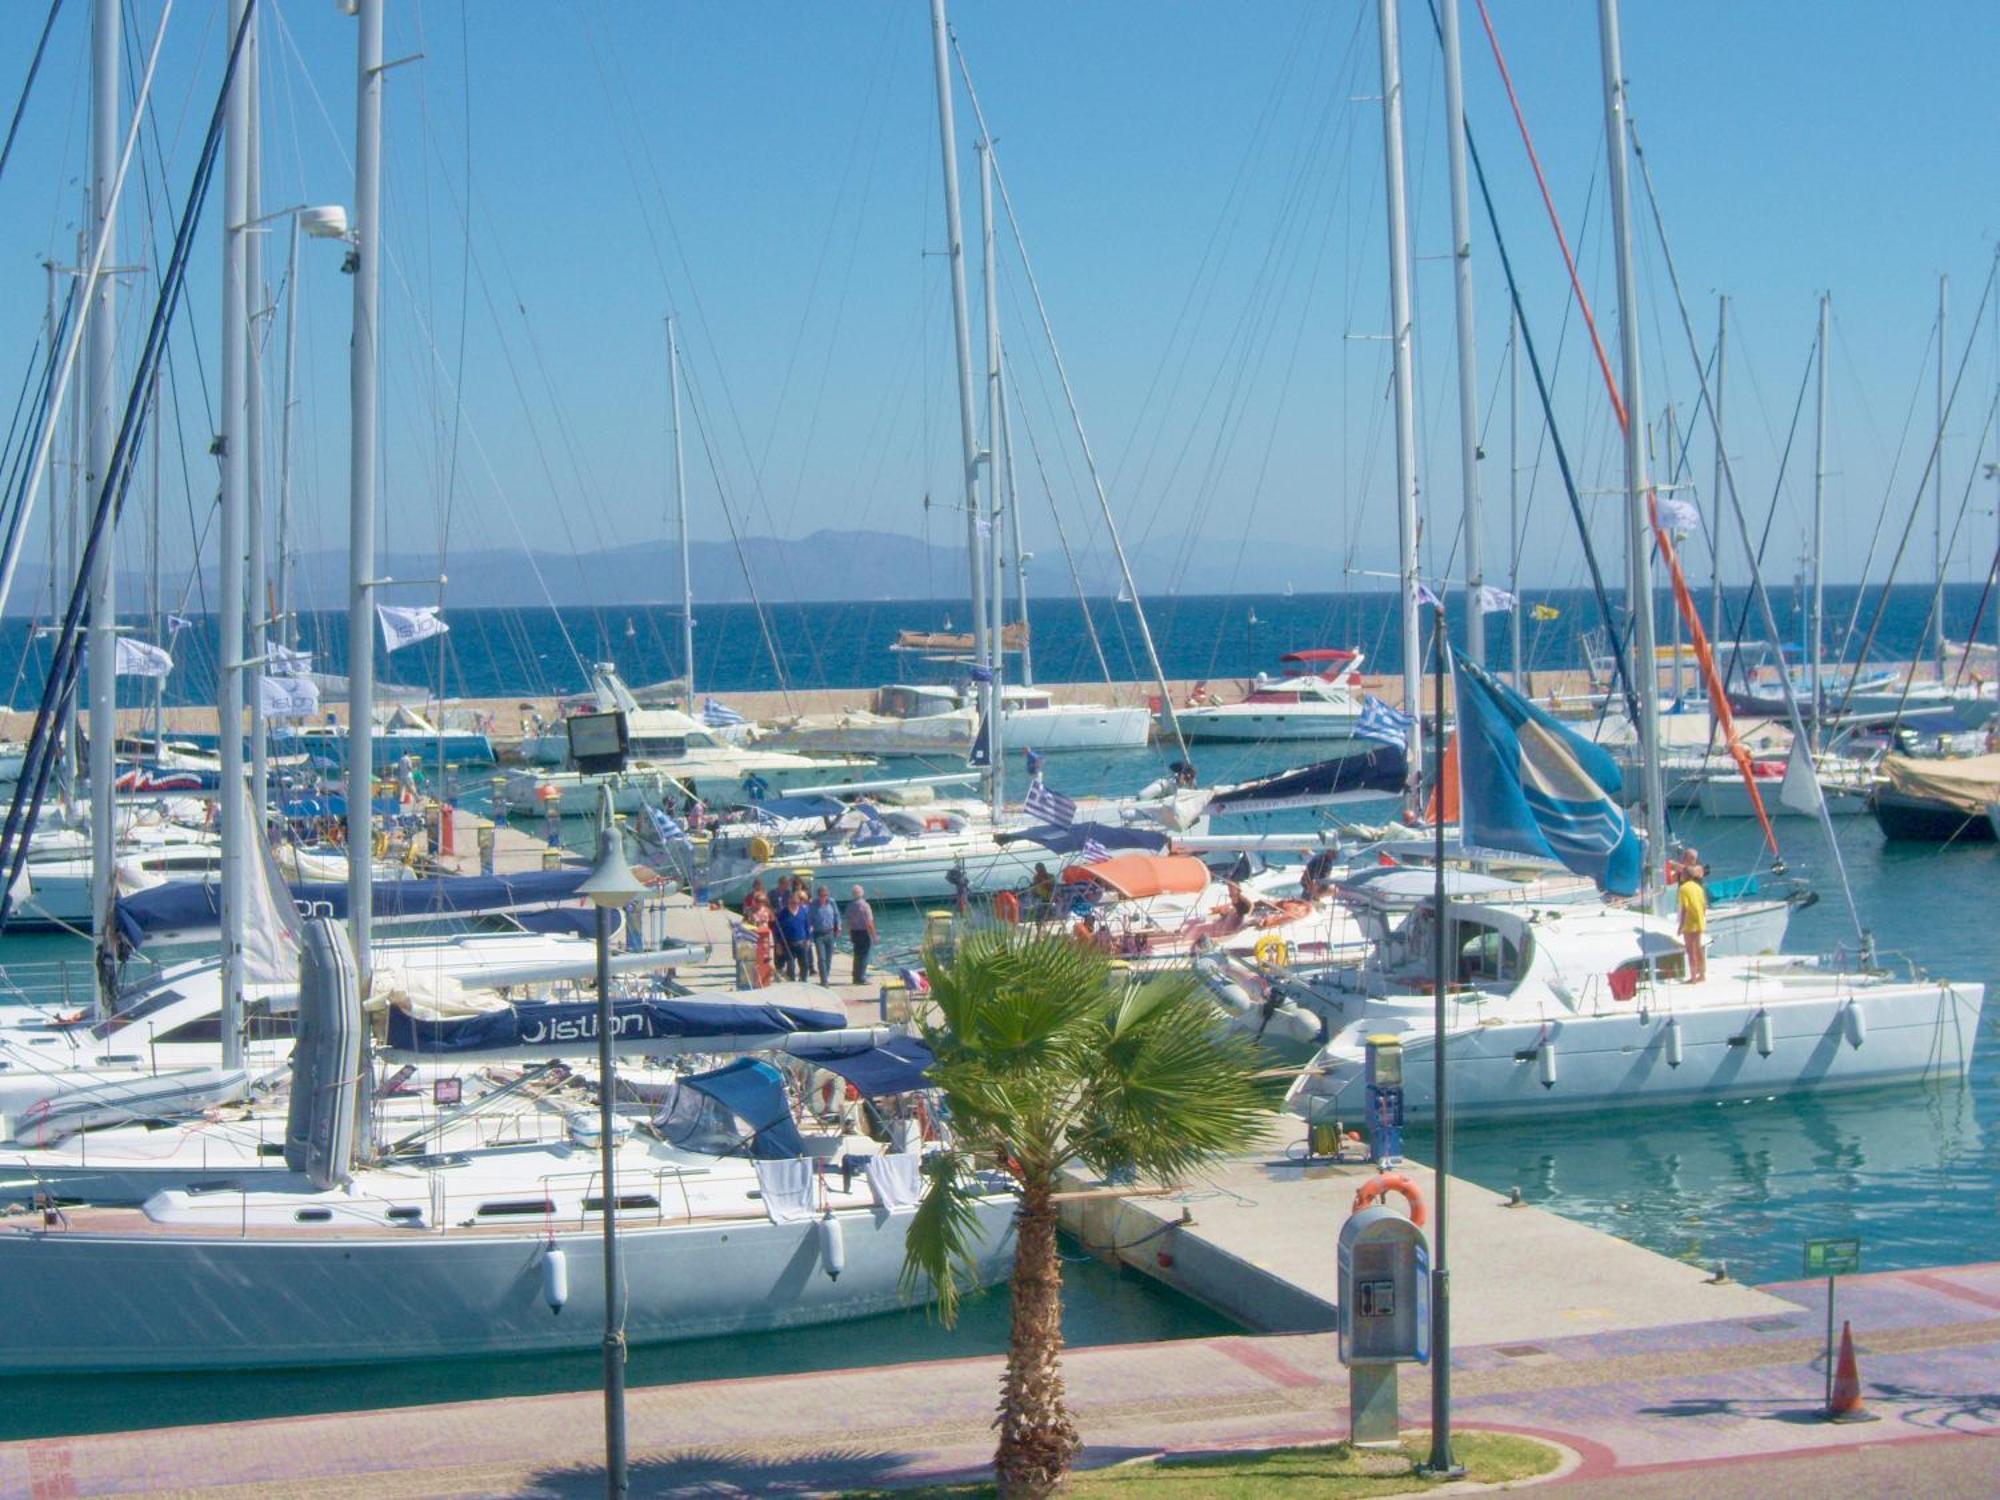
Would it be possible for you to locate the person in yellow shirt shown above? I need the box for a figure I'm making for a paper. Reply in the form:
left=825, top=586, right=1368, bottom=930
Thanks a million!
left=1676, top=860, right=1708, bottom=982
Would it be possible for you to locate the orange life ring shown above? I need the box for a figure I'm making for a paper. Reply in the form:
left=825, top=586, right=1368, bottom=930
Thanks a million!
left=992, top=890, right=1021, bottom=924
left=1352, top=1171, right=1427, bottom=1227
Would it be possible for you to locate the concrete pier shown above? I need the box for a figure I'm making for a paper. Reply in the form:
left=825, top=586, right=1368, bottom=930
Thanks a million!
left=1059, top=1116, right=1786, bottom=1344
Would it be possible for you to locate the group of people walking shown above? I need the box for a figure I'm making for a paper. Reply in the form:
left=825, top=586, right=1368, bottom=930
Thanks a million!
left=739, top=875, right=876, bottom=986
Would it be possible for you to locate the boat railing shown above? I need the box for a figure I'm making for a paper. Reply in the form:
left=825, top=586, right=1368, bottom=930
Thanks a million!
left=0, top=953, right=165, bottom=1013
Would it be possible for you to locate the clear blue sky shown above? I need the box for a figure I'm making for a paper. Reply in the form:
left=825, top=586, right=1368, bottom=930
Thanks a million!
left=4, top=0, right=1998, bottom=616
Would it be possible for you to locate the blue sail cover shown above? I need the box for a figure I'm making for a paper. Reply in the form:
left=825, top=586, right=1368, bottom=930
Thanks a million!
left=1205, top=744, right=1408, bottom=812
left=117, top=867, right=594, bottom=951
left=808, top=1036, right=935, bottom=1097
left=683, top=1057, right=806, bottom=1159
left=997, top=820, right=1167, bottom=856
left=386, top=993, right=849, bottom=1055
left=1453, top=653, right=1642, bottom=896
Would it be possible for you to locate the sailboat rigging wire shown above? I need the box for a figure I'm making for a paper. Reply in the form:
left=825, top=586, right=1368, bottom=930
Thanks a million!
left=0, top=0, right=175, bottom=626
left=1829, top=315, right=1931, bottom=671
left=1, top=0, right=234, bottom=923
left=1433, top=11, right=1640, bottom=730
left=1824, top=253, right=1997, bottom=724
left=1005, top=362, right=1113, bottom=688
left=949, top=31, right=1189, bottom=764
left=0, top=0, right=64, bottom=189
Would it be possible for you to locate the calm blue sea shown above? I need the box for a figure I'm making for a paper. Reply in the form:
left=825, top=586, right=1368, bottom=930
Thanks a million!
left=5, top=581, right=1993, bottom=709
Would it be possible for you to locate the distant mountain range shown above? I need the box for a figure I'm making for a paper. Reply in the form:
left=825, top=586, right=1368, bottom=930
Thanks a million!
left=4, top=528, right=1364, bottom=613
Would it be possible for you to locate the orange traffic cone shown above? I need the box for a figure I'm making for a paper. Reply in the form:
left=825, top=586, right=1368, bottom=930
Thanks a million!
left=1826, top=1320, right=1878, bottom=1423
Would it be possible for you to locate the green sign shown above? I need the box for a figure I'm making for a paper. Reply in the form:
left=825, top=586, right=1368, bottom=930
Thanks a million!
left=1804, top=1237, right=1861, bottom=1277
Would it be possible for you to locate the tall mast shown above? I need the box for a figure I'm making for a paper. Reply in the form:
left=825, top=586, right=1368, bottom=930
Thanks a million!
left=1376, top=0, right=1424, bottom=778
left=276, top=214, right=301, bottom=653
left=218, top=0, right=252, bottom=1065
left=1934, top=274, right=1948, bottom=676
left=1596, top=0, right=1666, bottom=890
left=1437, top=0, right=1484, bottom=665
left=999, top=345, right=1032, bottom=688
left=667, top=317, right=692, bottom=706
left=1709, top=295, right=1726, bottom=645
left=979, top=140, right=1006, bottom=817
left=1811, top=294, right=1829, bottom=742
left=927, top=0, right=992, bottom=796
left=346, top=0, right=384, bottom=993
left=245, top=20, right=269, bottom=836
left=85, top=0, right=121, bottom=1008
left=1508, top=312, right=1524, bottom=691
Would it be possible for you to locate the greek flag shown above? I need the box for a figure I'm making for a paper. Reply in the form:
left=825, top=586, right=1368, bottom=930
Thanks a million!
left=166, top=613, right=194, bottom=635
left=1081, top=838, right=1111, bottom=864
left=703, top=698, right=747, bottom=728
left=1414, top=580, right=1442, bottom=609
left=1453, top=651, right=1642, bottom=896
left=647, top=805, right=688, bottom=845
left=1356, top=695, right=1416, bottom=747
left=1024, top=777, right=1077, bottom=827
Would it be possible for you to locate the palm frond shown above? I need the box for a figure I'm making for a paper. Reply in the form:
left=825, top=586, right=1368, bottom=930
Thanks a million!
left=898, top=1149, right=993, bottom=1328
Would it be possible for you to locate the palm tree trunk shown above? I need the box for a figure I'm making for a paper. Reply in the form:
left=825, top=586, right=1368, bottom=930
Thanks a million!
left=995, top=1176, right=1080, bottom=1497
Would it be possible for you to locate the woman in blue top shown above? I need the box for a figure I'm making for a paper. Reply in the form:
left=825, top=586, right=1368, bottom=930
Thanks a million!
left=775, top=890, right=814, bottom=983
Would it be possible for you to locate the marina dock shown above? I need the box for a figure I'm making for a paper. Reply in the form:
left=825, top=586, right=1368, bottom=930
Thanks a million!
left=7, top=1259, right=1992, bottom=1496
left=1058, top=1119, right=1787, bottom=1344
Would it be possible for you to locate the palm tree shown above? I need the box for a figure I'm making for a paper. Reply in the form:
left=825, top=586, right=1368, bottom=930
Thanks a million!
left=901, top=926, right=1277, bottom=1497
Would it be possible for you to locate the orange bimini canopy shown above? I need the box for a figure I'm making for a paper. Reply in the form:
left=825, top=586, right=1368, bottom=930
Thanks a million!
left=1060, top=853, right=1210, bottom=899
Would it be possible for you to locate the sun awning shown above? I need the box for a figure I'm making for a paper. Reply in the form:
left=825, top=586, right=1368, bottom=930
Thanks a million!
left=1060, top=853, right=1210, bottom=898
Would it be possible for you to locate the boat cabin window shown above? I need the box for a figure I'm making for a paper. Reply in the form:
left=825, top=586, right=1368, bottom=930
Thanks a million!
left=476, top=1199, right=555, bottom=1218
left=157, top=1014, right=223, bottom=1044
left=1451, top=919, right=1524, bottom=985
left=90, top=987, right=188, bottom=1039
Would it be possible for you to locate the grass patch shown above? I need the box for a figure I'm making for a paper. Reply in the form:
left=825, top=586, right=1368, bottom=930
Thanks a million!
left=848, top=1430, right=1562, bottom=1497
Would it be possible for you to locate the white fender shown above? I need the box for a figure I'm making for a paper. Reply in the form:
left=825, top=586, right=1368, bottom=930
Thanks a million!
left=1753, top=1010, right=1775, bottom=1058
left=1842, top=1002, right=1867, bottom=1049
left=1664, top=1016, right=1684, bottom=1068
left=541, top=1246, right=569, bottom=1314
left=1537, top=1040, right=1558, bottom=1090
left=818, top=1211, right=846, bottom=1282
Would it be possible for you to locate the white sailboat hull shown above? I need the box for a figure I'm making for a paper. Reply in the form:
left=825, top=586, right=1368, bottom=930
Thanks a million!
left=1289, top=977, right=1984, bottom=1123
left=0, top=1194, right=1017, bottom=1372
left=1001, top=704, right=1153, bottom=752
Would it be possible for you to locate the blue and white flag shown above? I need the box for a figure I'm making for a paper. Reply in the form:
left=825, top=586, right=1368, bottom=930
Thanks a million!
left=1415, top=580, right=1442, bottom=609
left=166, top=613, right=194, bottom=635
left=377, top=603, right=448, bottom=653
left=647, top=805, right=688, bottom=845
left=703, top=697, right=747, bottom=728
left=1356, top=695, right=1417, bottom=747
left=113, top=637, right=174, bottom=678
left=967, top=709, right=992, bottom=769
left=1081, top=837, right=1111, bottom=865
left=1024, top=776, right=1077, bottom=828
left=1658, top=496, right=1701, bottom=534
left=1477, top=585, right=1518, bottom=615
left=1452, top=652, right=1641, bottom=896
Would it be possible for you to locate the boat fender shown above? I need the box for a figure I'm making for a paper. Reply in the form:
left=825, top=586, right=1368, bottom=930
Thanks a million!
left=1753, top=1010, right=1775, bottom=1058
left=747, top=835, right=774, bottom=865
left=818, top=1210, right=846, bottom=1281
left=542, top=1246, right=569, bottom=1314
left=1664, top=1016, right=1684, bottom=1068
left=1842, top=1002, right=1866, bottom=1050
left=992, top=890, right=1021, bottom=924
left=1537, top=1040, right=1559, bottom=1089
left=1352, top=1171, right=1427, bottom=1227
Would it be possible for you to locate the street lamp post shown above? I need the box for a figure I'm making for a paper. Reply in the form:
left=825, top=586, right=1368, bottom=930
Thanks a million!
left=578, top=785, right=644, bottom=1498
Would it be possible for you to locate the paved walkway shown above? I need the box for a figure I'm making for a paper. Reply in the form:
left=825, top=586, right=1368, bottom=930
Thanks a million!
left=4, top=1262, right=1995, bottom=1497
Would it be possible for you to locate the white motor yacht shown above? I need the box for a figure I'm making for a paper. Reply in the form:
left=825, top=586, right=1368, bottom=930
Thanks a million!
left=1173, top=650, right=1369, bottom=743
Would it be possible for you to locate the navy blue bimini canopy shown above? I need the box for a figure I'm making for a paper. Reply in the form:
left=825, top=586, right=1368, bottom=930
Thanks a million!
left=1206, top=744, right=1407, bottom=812
left=684, top=1057, right=805, bottom=1159
left=809, top=1036, right=935, bottom=1097
left=996, top=820, right=1168, bottom=857
left=118, top=867, right=594, bottom=950
left=386, top=993, right=848, bottom=1055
